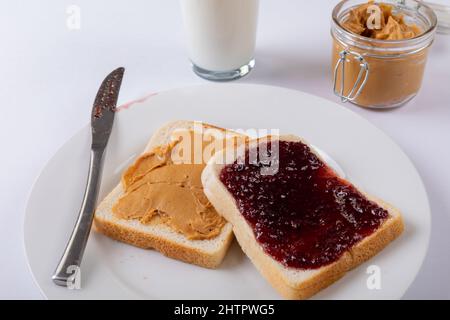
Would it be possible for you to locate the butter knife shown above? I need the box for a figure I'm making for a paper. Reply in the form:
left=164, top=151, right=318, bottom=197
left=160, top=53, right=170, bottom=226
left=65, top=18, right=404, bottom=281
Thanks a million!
left=52, top=67, right=125, bottom=287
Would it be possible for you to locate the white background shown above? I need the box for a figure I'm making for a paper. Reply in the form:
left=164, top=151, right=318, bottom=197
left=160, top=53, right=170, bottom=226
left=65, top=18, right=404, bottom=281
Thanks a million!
left=1, top=0, right=449, bottom=299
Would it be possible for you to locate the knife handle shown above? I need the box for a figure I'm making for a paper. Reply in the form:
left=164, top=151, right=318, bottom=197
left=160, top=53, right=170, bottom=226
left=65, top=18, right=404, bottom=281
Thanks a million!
left=52, top=148, right=105, bottom=287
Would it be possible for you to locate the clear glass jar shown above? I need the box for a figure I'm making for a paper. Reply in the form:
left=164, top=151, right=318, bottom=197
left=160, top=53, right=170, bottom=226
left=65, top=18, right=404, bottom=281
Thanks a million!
left=331, top=0, right=437, bottom=108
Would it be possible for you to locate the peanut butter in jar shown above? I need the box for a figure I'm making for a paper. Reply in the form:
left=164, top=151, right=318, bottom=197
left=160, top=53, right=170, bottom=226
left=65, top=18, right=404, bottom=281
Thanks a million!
left=331, top=0, right=437, bottom=108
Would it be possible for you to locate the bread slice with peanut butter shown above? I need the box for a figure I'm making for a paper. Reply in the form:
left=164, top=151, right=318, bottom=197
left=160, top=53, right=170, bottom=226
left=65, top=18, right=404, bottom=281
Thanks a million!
left=94, top=120, right=246, bottom=268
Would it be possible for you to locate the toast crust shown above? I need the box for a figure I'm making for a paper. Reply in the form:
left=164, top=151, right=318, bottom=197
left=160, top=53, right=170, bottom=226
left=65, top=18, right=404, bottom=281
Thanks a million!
left=94, top=213, right=233, bottom=269
left=202, top=135, right=404, bottom=298
left=94, top=120, right=238, bottom=268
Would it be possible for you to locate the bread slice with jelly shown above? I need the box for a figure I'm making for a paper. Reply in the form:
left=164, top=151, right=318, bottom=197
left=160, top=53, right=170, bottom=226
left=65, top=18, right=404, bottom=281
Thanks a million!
left=94, top=120, right=243, bottom=268
left=201, top=135, right=404, bottom=298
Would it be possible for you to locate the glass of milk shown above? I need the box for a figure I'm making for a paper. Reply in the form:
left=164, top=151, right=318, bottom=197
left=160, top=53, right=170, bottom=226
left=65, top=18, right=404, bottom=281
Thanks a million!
left=180, top=0, right=259, bottom=81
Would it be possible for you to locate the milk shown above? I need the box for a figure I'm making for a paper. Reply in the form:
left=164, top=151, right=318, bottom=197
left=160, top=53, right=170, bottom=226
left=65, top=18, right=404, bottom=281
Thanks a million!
left=180, top=0, right=259, bottom=72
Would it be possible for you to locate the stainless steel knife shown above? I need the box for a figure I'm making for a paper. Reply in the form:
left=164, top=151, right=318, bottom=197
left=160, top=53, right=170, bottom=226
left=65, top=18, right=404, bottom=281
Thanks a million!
left=52, top=67, right=125, bottom=287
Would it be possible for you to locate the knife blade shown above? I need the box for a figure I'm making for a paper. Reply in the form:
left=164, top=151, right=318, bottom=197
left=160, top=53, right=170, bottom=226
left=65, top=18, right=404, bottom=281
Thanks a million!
left=52, top=67, right=124, bottom=287
left=91, top=67, right=124, bottom=149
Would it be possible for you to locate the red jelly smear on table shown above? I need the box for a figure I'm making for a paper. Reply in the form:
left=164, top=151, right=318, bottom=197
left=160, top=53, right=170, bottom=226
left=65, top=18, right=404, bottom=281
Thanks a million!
left=219, top=140, right=389, bottom=269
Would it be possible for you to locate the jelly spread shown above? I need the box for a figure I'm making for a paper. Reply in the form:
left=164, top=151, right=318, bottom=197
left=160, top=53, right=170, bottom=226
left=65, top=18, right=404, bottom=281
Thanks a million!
left=112, top=128, right=239, bottom=240
left=220, top=140, right=389, bottom=269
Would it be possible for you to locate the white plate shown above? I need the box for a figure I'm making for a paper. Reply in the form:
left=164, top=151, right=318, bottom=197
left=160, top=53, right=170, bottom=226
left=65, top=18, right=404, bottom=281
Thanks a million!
left=24, top=84, right=430, bottom=299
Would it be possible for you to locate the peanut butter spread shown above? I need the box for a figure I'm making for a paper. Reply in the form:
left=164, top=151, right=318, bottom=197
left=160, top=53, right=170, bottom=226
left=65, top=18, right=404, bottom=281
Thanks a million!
left=342, top=1, right=422, bottom=40
left=333, top=1, right=428, bottom=108
left=112, top=129, right=242, bottom=240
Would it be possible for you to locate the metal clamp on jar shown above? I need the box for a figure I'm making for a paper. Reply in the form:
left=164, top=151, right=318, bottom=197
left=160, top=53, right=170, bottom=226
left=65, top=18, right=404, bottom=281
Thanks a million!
left=331, top=0, right=437, bottom=109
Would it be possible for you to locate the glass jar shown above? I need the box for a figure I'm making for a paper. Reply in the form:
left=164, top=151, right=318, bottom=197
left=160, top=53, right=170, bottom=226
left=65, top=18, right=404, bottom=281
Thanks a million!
left=331, top=0, right=437, bottom=108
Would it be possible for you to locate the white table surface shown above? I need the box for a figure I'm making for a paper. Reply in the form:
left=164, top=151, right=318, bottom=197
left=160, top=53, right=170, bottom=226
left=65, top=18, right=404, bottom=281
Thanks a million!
left=1, top=0, right=449, bottom=299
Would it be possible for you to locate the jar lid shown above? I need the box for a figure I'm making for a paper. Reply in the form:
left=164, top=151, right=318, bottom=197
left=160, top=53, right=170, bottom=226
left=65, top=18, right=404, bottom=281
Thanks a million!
left=423, top=1, right=450, bottom=34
